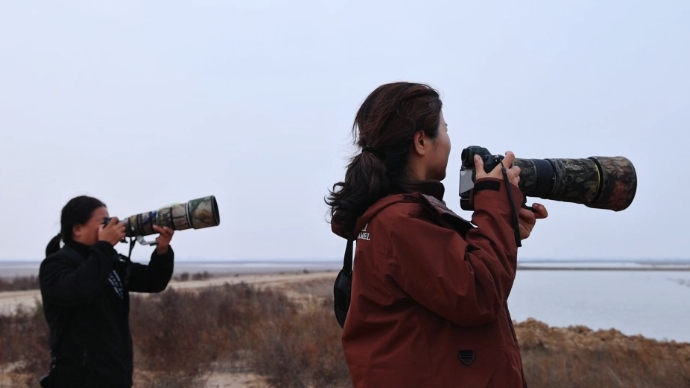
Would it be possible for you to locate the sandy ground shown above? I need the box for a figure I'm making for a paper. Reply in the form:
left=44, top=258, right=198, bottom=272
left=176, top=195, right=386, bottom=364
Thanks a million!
left=199, top=372, right=270, bottom=388
left=0, top=271, right=336, bottom=316
left=0, top=289, right=42, bottom=315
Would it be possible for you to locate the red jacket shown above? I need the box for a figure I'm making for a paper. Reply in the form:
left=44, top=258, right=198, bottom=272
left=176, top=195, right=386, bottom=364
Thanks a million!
left=333, top=179, right=526, bottom=388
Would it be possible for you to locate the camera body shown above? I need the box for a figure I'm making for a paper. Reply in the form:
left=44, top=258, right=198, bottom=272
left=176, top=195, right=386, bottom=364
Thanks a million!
left=459, top=146, right=509, bottom=210
left=461, top=146, right=506, bottom=174
left=459, top=145, right=637, bottom=212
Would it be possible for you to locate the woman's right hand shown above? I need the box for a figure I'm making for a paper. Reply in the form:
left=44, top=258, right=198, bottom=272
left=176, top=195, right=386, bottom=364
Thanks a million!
left=474, top=150, right=521, bottom=187
left=99, top=217, right=126, bottom=246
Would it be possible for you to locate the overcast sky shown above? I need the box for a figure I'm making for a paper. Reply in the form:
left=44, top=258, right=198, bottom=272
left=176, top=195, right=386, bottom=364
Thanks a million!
left=0, top=0, right=687, bottom=261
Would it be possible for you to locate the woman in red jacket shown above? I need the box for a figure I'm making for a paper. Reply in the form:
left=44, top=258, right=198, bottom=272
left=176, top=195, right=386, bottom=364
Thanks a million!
left=327, top=82, right=548, bottom=388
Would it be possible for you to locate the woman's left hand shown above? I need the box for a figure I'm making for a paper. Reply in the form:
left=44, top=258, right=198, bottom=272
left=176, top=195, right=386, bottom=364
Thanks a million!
left=518, top=203, right=548, bottom=239
left=152, top=225, right=174, bottom=255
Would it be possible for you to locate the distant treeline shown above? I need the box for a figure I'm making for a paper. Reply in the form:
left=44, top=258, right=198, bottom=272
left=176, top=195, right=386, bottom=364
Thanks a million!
left=0, top=272, right=213, bottom=293
left=0, top=275, right=39, bottom=292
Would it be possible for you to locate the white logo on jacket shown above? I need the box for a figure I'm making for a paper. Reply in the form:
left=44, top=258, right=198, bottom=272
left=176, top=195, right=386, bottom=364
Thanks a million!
left=108, top=271, right=125, bottom=299
left=358, top=223, right=370, bottom=241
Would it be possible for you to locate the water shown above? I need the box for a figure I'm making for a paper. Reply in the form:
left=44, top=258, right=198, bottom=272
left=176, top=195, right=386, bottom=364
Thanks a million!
left=509, top=268, right=690, bottom=343
left=1, top=259, right=688, bottom=343
left=0, top=260, right=41, bottom=278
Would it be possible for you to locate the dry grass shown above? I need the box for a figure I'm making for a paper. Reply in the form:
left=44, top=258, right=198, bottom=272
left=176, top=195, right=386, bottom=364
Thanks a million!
left=517, top=318, right=690, bottom=388
left=0, top=276, right=39, bottom=292
left=249, top=300, right=350, bottom=388
left=129, top=282, right=350, bottom=388
left=0, top=301, right=50, bottom=388
left=1, top=278, right=689, bottom=388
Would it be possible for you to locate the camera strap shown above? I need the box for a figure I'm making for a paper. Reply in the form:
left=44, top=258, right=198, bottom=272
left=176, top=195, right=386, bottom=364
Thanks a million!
left=127, top=236, right=137, bottom=261
left=333, top=237, right=354, bottom=328
left=501, top=166, right=522, bottom=248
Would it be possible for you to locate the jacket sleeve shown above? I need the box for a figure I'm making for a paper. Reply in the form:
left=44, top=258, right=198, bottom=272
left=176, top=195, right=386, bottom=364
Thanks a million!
left=386, top=178, right=523, bottom=326
left=128, top=247, right=174, bottom=293
left=39, top=242, right=117, bottom=307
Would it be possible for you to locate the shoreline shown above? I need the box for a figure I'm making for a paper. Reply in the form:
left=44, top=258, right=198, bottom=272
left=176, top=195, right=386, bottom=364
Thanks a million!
left=516, top=266, right=690, bottom=271
left=5, top=271, right=689, bottom=387
left=2, top=260, right=690, bottom=279
left=1, top=269, right=688, bottom=345
left=0, top=260, right=343, bottom=279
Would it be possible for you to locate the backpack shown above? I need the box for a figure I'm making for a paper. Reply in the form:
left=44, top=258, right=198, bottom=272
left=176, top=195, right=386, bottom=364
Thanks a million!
left=333, top=238, right=353, bottom=328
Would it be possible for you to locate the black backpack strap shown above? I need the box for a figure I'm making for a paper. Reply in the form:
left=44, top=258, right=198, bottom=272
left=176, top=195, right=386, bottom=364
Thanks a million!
left=333, top=238, right=354, bottom=328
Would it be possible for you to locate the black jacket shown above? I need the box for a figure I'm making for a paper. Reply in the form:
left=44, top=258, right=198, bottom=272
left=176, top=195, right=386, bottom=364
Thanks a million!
left=39, top=240, right=174, bottom=388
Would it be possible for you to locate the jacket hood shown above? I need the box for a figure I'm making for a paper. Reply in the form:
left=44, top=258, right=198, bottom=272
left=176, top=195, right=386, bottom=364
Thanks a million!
left=331, top=193, right=419, bottom=240
left=331, top=180, right=446, bottom=240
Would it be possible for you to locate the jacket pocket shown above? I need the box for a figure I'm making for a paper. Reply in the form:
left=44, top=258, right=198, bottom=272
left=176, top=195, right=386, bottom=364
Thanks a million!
left=450, top=347, right=510, bottom=388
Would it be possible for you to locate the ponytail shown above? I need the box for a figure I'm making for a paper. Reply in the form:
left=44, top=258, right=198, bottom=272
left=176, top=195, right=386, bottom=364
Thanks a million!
left=45, top=233, right=62, bottom=257
left=328, top=150, right=391, bottom=236
left=327, top=82, right=443, bottom=235
left=46, top=195, right=106, bottom=257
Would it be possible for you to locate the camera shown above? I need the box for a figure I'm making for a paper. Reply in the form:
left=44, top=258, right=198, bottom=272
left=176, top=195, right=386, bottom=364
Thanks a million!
left=103, top=195, right=220, bottom=244
left=459, top=146, right=637, bottom=211
left=461, top=145, right=507, bottom=175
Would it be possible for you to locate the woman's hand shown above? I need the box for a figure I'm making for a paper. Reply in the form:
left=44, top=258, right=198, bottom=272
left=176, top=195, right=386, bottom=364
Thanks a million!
left=99, top=217, right=126, bottom=246
left=153, top=225, right=174, bottom=255
left=474, top=150, right=521, bottom=187
left=473, top=150, right=547, bottom=239
left=518, top=203, right=549, bottom=239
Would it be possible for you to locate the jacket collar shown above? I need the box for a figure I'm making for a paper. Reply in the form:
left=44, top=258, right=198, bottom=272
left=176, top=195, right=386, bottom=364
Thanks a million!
left=397, top=180, right=445, bottom=202
left=63, top=239, right=91, bottom=259
left=331, top=181, right=447, bottom=240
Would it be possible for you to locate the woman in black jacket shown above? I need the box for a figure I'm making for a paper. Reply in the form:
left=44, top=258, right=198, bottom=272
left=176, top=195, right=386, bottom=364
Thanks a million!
left=39, top=195, right=175, bottom=388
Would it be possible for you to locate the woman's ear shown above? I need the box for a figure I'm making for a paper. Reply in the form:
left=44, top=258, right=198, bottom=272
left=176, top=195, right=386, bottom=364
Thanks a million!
left=412, top=130, right=427, bottom=156
left=72, top=224, right=82, bottom=240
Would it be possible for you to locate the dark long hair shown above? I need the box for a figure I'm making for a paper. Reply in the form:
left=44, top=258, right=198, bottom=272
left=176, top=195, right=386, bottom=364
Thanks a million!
left=326, top=82, right=443, bottom=236
left=45, top=196, right=106, bottom=257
